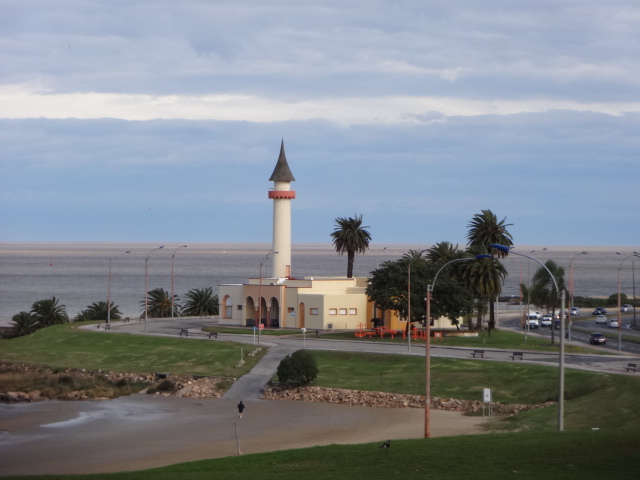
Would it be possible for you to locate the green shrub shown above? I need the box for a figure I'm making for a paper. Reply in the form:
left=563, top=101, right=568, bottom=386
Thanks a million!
left=156, top=379, right=177, bottom=392
left=276, top=350, right=318, bottom=385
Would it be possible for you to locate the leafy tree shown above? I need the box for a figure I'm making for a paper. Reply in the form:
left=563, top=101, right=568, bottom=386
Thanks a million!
left=367, top=253, right=474, bottom=331
left=10, top=311, right=39, bottom=336
left=182, top=287, right=219, bottom=316
left=31, top=297, right=69, bottom=327
left=141, top=288, right=179, bottom=318
left=466, top=210, right=513, bottom=330
left=76, top=301, right=122, bottom=322
left=607, top=292, right=629, bottom=307
left=530, top=260, right=567, bottom=345
left=330, top=214, right=372, bottom=278
left=276, top=350, right=319, bottom=385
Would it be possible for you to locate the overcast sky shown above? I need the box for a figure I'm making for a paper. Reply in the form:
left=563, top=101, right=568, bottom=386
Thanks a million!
left=1, top=0, right=639, bottom=247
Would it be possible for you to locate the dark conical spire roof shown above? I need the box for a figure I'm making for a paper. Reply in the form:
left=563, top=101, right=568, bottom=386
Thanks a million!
left=269, top=140, right=296, bottom=182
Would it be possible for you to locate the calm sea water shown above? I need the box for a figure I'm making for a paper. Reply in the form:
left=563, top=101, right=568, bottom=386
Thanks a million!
left=0, top=242, right=638, bottom=326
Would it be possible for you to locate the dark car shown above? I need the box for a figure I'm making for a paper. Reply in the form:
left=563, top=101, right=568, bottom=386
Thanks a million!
left=589, top=332, right=607, bottom=345
left=592, top=307, right=607, bottom=315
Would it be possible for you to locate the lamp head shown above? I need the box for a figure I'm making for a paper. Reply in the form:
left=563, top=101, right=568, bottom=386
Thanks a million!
left=489, top=244, right=510, bottom=253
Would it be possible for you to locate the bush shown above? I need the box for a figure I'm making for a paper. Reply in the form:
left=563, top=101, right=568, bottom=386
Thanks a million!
left=276, top=350, right=318, bottom=385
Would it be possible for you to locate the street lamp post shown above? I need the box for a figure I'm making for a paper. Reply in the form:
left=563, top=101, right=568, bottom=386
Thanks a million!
left=567, top=251, right=587, bottom=342
left=144, top=246, right=165, bottom=334
left=258, top=251, right=277, bottom=344
left=424, top=254, right=491, bottom=438
left=491, top=244, right=566, bottom=431
left=171, top=245, right=188, bottom=319
left=107, top=258, right=112, bottom=325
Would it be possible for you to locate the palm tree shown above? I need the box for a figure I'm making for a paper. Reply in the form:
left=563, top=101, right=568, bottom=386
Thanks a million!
left=425, top=241, right=463, bottom=263
left=466, top=209, right=514, bottom=258
left=10, top=311, right=39, bottom=336
left=457, top=252, right=507, bottom=330
left=31, top=297, right=69, bottom=327
left=330, top=214, right=372, bottom=278
left=531, top=260, right=567, bottom=345
left=181, top=287, right=219, bottom=316
left=466, top=210, right=513, bottom=329
left=76, top=301, right=122, bottom=322
left=142, top=288, right=179, bottom=318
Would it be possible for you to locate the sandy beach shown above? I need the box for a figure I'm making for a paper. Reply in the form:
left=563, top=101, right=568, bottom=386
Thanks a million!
left=0, top=394, right=486, bottom=476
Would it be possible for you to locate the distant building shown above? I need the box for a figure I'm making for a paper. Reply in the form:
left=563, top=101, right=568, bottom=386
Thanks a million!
left=218, top=141, right=456, bottom=332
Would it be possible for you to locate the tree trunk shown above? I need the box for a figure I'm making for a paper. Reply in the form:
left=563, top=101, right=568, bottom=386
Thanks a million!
left=347, top=250, right=355, bottom=278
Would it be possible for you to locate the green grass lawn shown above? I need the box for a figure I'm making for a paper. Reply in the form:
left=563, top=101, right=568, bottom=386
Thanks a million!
left=0, top=323, right=266, bottom=377
left=306, top=350, right=640, bottom=432
left=2, top=429, right=638, bottom=480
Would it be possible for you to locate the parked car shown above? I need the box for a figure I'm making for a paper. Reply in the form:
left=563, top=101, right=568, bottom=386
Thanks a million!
left=569, top=307, right=582, bottom=316
left=609, top=319, right=619, bottom=328
left=592, top=307, right=607, bottom=315
left=589, top=332, right=607, bottom=345
left=620, top=304, right=634, bottom=313
left=595, top=315, right=608, bottom=325
left=540, top=314, right=553, bottom=327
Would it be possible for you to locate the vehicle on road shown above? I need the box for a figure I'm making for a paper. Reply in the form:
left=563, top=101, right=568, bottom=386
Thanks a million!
left=595, top=315, right=608, bottom=325
left=570, top=307, right=582, bottom=316
left=609, top=319, right=620, bottom=328
left=526, top=318, right=540, bottom=329
left=540, top=314, right=553, bottom=327
left=592, top=307, right=607, bottom=315
left=621, top=304, right=634, bottom=313
left=527, top=310, right=541, bottom=320
left=589, top=332, right=607, bottom=345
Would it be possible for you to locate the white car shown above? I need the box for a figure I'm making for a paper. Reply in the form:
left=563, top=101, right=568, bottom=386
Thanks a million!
left=569, top=307, right=582, bottom=316
left=526, top=319, right=540, bottom=329
left=595, top=315, right=607, bottom=325
left=621, top=304, right=634, bottom=313
left=540, top=314, right=553, bottom=327
left=609, top=319, right=620, bottom=328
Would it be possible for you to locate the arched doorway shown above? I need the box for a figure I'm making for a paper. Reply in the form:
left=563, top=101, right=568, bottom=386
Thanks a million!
left=269, top=297, right=280, bottom=328
left=298, top=302, right=305, bottom=328
left=245, top=296, right=256, bottom=326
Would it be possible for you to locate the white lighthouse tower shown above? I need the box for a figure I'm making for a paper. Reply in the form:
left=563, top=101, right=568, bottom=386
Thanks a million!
left=268, top=140, right=296, bottom=279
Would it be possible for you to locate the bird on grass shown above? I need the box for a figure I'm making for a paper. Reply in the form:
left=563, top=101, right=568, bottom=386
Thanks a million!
left=380, top=440, right=391, bottom=449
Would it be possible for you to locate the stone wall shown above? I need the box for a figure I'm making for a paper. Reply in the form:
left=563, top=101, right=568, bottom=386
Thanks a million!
left=262, top=384, right=551, bottom=415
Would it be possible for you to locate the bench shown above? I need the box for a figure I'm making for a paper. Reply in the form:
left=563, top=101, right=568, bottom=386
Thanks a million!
left=471, top=350, right=484, bottom=358
left=179, top=328, right=217, bottom=339
left=625, top=363, right=637, bottom=373
left=510, top=352, right=524, bottom=361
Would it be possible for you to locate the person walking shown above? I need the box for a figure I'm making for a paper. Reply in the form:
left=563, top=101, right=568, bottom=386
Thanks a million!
left=237, top=401, right=245, bottom=419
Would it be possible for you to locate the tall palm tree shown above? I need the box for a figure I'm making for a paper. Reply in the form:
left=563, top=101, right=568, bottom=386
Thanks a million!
left=466, top=210, right=513, bottom=328
left=31, top=297, right=69, bottom=327
left=330, top=214, right=372, bottom=278
left=457, top=252, right=507, bottom=330
left=182, top=287, right=219, bottom=316
left=142, top=288, right=179, bottom=318
left=10, top=311, right=39, bottom=336
left=466, top=209, right=514, bottom=258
